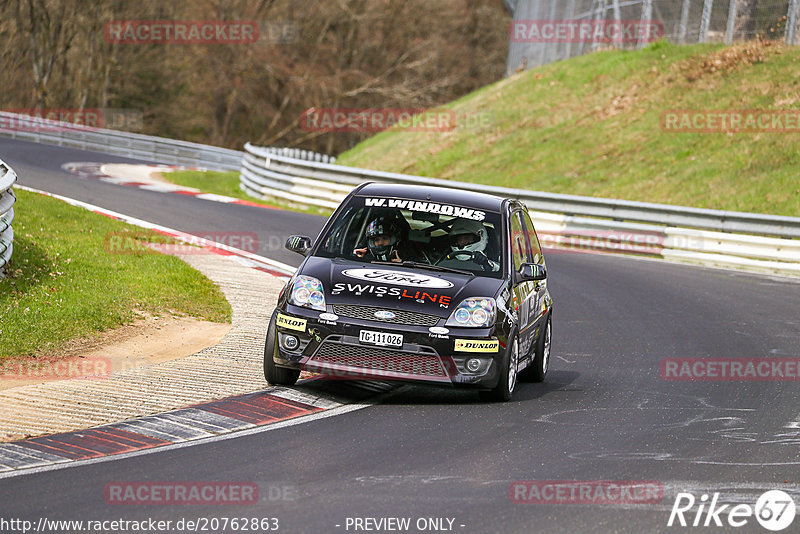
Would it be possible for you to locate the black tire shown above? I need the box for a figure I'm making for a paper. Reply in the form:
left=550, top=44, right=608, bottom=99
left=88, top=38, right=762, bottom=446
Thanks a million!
left=521, top=314, right=551, bottom=383
left=479, top=329, right=519, bottom=402
left=264, top=310, right=300, bottom=386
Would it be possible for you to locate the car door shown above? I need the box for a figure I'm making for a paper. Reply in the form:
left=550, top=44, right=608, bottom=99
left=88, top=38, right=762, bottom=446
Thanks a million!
left=509, top=209, right=537, bottom=357
left=521, top=209, right=548, bottom=344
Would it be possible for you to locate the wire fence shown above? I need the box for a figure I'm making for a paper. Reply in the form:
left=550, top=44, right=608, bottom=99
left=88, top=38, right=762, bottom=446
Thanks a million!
left=507, top=0, right=800, bottom=74
left=0, top=158, right=17, bottom=278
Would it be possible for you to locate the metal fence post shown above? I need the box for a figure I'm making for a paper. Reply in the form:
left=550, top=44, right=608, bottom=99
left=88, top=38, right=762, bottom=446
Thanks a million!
left=725, top=0, right=738, bottom=44
left=565, top=0, right=578, bottom=60
left=638, top=0, right=654, bottom=48
left=699, top=0, right=713, bottom=43
left=612, top=0, right=622, bottom=46
left=545, top=0, right=559, bottom=64
left=787, top=0, right=800, bottom=45
left=592, top=0, right=607, bottom=51
left=679, top=0, right=691, bottom=43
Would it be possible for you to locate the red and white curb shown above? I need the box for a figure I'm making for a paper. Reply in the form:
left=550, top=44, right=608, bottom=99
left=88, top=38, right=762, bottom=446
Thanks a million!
left=0, top=381, right=395, bottom=478
left=62, top=162, right=271, bottom=209
left=14, top=184, right=296, bottom=280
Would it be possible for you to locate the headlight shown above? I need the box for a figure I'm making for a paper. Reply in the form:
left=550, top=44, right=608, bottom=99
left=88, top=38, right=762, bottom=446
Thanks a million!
left=289, top=275, right=326, bottom=311
left=446, top=298, right=496, bottom=328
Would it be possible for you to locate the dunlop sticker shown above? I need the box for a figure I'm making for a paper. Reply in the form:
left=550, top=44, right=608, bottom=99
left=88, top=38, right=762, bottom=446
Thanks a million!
left=277, top=314, right=307, bottom=332
left=454, top=339, right=499, bottom=353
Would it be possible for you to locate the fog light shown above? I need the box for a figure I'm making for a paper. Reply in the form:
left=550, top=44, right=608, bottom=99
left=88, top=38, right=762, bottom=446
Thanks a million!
left=282, top=334, right=299, bottom=351
left=466, top=358, right=482, bottom=373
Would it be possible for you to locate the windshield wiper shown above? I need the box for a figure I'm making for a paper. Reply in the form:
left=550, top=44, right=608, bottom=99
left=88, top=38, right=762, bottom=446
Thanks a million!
left=371, top=260, right=474, bottom=277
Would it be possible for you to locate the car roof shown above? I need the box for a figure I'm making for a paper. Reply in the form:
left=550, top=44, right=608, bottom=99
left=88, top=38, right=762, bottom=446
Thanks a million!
left=355, top=182, right=507, bottom=212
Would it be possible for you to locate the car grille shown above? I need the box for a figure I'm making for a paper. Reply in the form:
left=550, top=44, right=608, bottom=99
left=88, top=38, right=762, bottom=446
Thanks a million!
left=309, top=340, right=447, bottom=378
left=332, top=304, right=441, bottom=327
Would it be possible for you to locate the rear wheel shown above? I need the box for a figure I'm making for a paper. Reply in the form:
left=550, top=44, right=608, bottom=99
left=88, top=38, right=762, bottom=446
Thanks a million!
left=264, top=310, right=300, bottom=386
left=479, top=330, right=519, bottom=402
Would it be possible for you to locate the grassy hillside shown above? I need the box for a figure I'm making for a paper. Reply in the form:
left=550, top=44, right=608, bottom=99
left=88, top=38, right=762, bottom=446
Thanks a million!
left=338, top=40, right=800, bottom=217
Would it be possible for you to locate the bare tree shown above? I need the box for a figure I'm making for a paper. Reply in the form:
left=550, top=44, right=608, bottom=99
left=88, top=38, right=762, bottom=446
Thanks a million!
left=0, top=0, right=510, bottom=153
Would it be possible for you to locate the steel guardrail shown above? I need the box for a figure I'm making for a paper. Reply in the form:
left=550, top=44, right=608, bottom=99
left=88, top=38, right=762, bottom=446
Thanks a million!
left=240, top=143, right=800, bottom=277
left=0, top=112, right=334, bottom=173
left=0, top=158, right=17, bottom=278
left=0, top=111, right=242, bottom=171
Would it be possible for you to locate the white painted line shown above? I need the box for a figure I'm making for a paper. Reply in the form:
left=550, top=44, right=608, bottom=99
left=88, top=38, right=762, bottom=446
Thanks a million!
left=137, top=184, right=192, bottom=193
left=195, top=193, right=238, bottom=203
left=98, top=177, right=128, bottom=184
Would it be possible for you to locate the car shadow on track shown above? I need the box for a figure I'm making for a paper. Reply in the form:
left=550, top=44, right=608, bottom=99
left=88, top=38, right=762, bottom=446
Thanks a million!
left=337, top=370, right=581, bottom=406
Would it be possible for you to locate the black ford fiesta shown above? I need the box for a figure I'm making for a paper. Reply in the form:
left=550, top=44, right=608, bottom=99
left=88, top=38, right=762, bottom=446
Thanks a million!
left=264, top=183, right=553, bottom=401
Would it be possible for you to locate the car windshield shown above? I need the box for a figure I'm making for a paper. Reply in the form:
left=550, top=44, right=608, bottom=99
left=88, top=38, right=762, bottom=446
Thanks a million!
left=315, top=195, right=504, bottom=278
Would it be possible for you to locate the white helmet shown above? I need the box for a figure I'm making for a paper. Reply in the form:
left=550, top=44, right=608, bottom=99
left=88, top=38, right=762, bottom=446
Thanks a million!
left=449, top=219, right=488, bottom=254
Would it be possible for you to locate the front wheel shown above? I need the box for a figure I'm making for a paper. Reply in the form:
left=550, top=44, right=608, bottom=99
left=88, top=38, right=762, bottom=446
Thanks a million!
left=521, top=314, right=551, bottom=383
left=264, top=310, right=300, bottom=386
left=479, top=330, right=519, bottom=402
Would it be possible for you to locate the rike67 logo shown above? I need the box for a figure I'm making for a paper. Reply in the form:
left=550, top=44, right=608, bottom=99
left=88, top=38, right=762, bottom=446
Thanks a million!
left=668, top=490, right=795, bottom=531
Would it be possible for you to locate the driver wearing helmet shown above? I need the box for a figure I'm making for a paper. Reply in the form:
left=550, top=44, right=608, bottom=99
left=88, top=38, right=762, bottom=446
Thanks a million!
left=445, top=219, right=499, bottom=272
left=354, top=216, right=404, bottom=262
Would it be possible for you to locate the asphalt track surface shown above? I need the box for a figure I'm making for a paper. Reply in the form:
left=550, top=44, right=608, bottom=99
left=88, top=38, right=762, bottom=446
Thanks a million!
left=1, top=137, right=799, bottom=533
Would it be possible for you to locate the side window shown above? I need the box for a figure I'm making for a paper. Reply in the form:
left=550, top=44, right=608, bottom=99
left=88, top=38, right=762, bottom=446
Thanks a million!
left=521, top=210, right=543, bottom=265
left=510, top=211, right=531, bottom=271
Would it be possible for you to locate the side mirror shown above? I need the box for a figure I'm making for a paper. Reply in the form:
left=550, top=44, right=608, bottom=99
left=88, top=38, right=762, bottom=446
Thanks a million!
left=285, top=235, right=312, bottom=256
left=519, top=263, right=546, bottom=281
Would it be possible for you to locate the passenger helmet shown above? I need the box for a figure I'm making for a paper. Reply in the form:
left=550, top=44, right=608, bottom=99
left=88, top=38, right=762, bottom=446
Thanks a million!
left=449, top=219, right=488, bottom=255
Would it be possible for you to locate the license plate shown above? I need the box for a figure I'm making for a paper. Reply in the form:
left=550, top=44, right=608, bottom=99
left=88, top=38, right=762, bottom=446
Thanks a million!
left=359, top=330, right=403, bottom=348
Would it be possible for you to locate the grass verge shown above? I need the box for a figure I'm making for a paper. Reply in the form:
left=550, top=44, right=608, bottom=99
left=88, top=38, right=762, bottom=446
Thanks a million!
left=338, top=40, right=800, bottom=217
left=0, top=189, right=231, bottom=360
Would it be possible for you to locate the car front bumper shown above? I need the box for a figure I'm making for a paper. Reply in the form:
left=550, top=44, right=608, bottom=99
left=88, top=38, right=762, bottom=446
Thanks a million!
left=272, top=305, right=508, bottom=389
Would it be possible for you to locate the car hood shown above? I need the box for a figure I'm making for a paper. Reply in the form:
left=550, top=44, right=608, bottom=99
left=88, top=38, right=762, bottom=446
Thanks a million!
left=300, top=257, right=505, bottom=318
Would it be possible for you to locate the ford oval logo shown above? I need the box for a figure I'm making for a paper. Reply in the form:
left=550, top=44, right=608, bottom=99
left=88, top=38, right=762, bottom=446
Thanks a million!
left=374, top=310, right=396, bottom=320
left=342, top=268, right=453, bottom=289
